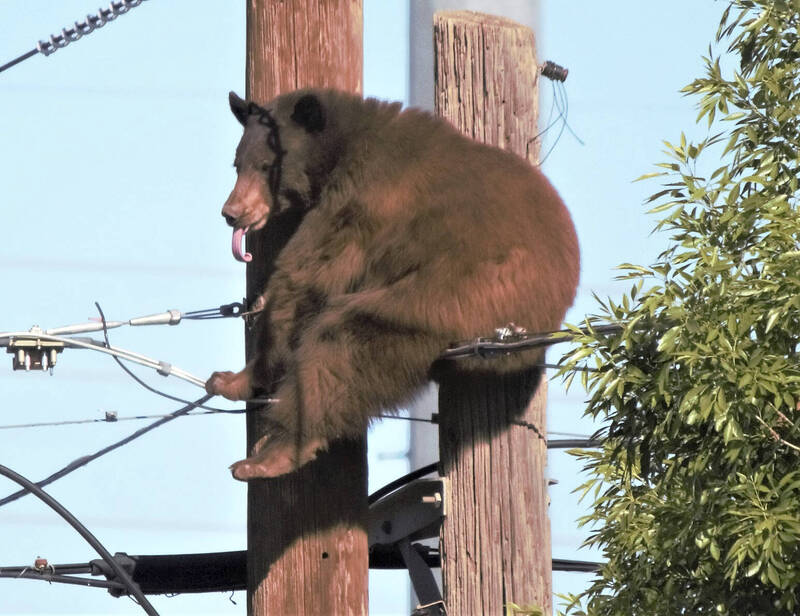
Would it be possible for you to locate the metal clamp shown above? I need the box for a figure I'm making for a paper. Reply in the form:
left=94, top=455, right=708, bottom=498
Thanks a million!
left=5, top=327, right=64, bottom=373
left=369, top=478, right=446, bottom=613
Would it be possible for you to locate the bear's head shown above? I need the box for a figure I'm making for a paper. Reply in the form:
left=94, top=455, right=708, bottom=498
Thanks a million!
left=222, top=90, right=332, bottom=260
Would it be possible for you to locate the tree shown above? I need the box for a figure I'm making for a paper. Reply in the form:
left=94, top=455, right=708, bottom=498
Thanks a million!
left=558, top=2, right=800, bottom=614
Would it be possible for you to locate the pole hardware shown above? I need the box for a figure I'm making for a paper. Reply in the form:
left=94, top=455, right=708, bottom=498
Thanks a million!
left=5, top=326, right=64, bottom=373
left=369, top=478, right=446, bottom=614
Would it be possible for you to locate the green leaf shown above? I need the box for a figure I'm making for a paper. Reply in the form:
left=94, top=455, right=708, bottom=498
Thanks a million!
left=745, top=561, right=761, bottom=578
left=554, top=5, right=800, bottom=612
left=634, top=171, right=669, bottom=182
left=710, top=540, right=721, bottom=561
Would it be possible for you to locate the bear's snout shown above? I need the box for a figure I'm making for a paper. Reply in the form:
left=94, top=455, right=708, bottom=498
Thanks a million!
left=220, top=170, right=270, bottom=231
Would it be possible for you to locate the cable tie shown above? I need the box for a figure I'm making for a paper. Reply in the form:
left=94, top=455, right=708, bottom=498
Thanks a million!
left=157, top=361, right=172, bottom=377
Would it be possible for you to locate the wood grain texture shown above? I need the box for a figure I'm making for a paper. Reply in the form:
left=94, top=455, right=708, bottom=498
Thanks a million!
left=434, top=10, right=551, bottom=615
left=434, top=11, right=540, bottom=163
left=244, top=2, right=367, bottom=615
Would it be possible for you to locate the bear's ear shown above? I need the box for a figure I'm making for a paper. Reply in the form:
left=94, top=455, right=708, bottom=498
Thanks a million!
left=291, top=94, right=326, bottom=133
left=229, top=91, right=250, bottom=126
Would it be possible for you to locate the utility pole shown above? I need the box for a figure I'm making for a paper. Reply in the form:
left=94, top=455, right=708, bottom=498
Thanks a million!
left=243, top=2, right=367, bottom=615
left=434, top=11, right=551, bottom=614
left=405, top=5, right=541, bottom=608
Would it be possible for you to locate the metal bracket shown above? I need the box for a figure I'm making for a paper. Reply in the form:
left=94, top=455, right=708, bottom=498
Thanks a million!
left=399, top=539, right=446, bottom=615
left=5, top=327, right=64, bottom=372
left=368, top=478, right=446, bottom=614
left=368, top=478, right=444, bottom=546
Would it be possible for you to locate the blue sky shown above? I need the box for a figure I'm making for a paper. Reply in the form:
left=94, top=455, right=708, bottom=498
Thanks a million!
left=0, top=1, right=724, bottom=614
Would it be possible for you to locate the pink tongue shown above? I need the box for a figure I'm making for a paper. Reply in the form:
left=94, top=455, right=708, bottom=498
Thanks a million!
left=232, top=227, right=252, bottom=263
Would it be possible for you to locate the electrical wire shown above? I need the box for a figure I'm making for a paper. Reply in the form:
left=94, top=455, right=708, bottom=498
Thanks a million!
left=0, top=408, right=245, bottom=430
left=539, top=81, right=570, bottom=165
left=368, top=462, right=439, bottom=505
left=0, top=0, right=149, bottom=76
left=550, top=430, right=597, bottom=439
left=367, top=438, right=602, bottom=506
left=0, top=49, right=37, bottom=74
left=0, top=549, right=600, bottom=594
left=0, top=394, right=213, bottom=509
left=0, top=570, right=125, bottom=591
left=0, top=407, right=601, bottom=443
left=0, top=463, right=159, bottom=615
left=94, top=302, right=272, bottom=413
left=0, top=330, right=206, bottom=388
left=537, top=80, right=585, bottom=166
left=549, top=438, right=602, bottom=449
left=441, top=323, right=624, bottom=360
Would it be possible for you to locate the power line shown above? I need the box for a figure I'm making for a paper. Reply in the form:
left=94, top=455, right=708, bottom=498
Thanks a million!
left=0, top=408, right=244, bottom=431
left=0, top=407, right=601, bottom=446
left=0, top=0, right=149, bottom=75
left=93, top=301, right=273, bottom=412
left=0, top=569, right=125, bottom=591
left=0, top=329, right=207, bottom=388
left=2, top=299, right=622, bottom=383
left=0, top=463, right=158, bottom=615
left=441, top=323, right=624, bottom=360
left=0, top=549, right=601, bottom=596
left=0, top=393, right=213, bottom=509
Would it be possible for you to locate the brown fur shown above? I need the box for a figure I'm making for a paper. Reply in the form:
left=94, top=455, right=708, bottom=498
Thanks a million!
left=207, top=89, right=580, bottom=479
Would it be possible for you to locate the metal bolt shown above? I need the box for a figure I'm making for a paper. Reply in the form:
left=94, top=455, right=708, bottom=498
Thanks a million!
left=421, top=492, right=442, bottom=508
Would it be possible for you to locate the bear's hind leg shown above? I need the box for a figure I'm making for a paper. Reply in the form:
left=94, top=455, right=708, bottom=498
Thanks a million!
left=229, top=311, right=443, bottom=479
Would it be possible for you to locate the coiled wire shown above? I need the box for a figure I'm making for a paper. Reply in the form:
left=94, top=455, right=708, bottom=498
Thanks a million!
left=36, top=1, right=147, bottom=57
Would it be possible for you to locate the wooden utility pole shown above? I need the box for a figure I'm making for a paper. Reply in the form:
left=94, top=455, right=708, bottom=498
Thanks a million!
left=244, top=2, right=367, bottom=615
left=434, top=11, right=552, bottom=615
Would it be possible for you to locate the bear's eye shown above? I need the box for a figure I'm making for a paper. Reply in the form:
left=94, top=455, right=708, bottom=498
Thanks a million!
left=261, top=161, right=274, bottom=172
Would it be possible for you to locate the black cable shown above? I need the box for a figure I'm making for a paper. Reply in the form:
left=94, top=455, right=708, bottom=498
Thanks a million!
left=1, top=570, right=126, bottom=590
left=549, top=438, right=603, bottom=449
left=376, top=413, right=438, bottom=423
left=368, top=439, right=603, bottom=506
left=0, top=408, right=249, bottom=431
left=3, top=562, right=93, bottom=575
left=0, top=393, right=213, bottom=508
left=1, top=549, right=600, bottom=595
left=0, top=49, right=38, bottom=74
left=552, top=558, right=601, bottom=573
left=0, top=463, right=159, bottom=615
left=368, top=462, right=439, bottom=505
left=93, top=302, right=258, bottom=414
left=441, top=323, right=624, bottom=360
left=183, top=302, right=244, bottom=320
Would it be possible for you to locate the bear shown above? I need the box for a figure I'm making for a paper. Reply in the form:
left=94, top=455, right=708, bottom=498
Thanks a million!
left=206, top=88, right=580, bottom=480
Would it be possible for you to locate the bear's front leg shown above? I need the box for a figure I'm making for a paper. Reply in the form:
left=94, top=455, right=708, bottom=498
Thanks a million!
left=205, top=360, right=254, bottom=401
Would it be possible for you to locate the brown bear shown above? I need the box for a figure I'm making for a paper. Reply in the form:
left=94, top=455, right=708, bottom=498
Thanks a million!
left=206, top=89, right=579, bottom=480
